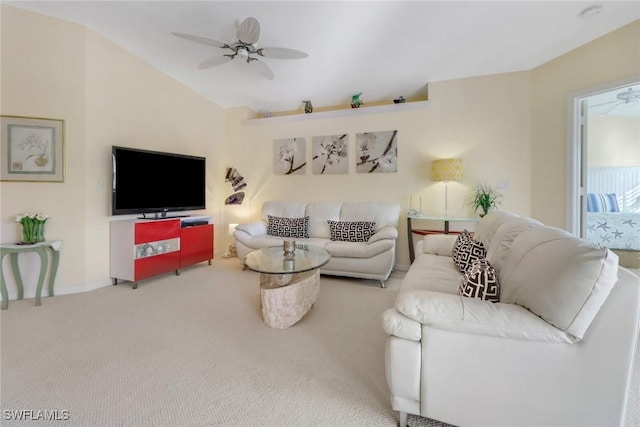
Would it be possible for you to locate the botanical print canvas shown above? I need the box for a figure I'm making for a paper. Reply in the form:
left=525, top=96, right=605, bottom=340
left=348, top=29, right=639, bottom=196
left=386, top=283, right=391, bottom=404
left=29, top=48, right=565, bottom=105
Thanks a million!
left=312, top=134, right=349, bottom=174
left=274, top=137, right=306, bottom=175
left=1, top=116, right=65, bottom=182
left=356, top=130, right=398, bottom=173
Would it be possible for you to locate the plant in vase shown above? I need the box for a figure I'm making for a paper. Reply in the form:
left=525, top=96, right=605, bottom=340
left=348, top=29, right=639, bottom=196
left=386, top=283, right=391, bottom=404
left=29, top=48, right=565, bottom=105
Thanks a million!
left=16, top=212, right=48, bottom=244
left=468, top=183, right=502, bottom=217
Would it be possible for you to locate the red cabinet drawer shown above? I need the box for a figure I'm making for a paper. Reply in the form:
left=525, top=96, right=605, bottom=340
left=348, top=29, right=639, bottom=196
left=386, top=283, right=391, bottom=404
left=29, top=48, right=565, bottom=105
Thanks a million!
left=181, top=224, right=214, bottom=267
left=135, top=220, right=180, bottom=244
left=135, top=252, right=181, bottom=281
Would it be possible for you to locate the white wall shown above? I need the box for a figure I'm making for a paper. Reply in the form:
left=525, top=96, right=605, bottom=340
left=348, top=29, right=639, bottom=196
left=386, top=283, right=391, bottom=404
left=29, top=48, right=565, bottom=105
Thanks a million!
left=588, top=116, right=640, bottom=168
left=224, top=72, right=532, bottom=267
left=0, top=5, right=227, bottom=298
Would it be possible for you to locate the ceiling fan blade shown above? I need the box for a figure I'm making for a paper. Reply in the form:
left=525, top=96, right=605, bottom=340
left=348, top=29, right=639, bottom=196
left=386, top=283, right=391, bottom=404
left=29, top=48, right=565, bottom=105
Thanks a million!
left=237, top=17, right=260, bottom=44
left=589, top=99, right=618, bottom=108
left=598, top=101, right=624, bottom=116
left=258, top=47, right=308, bottom=59
left=198, top=55, right=233, bottom=69
left=172, top=32, right=228, bottom=48
left=250, top=60, right=274, bottom=80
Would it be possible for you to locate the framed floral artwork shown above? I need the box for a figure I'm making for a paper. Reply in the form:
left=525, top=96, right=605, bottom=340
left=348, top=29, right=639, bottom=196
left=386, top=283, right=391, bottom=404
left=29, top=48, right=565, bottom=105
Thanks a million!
left=312, top=134, right=349, bottom=174
left=274, top=137, right=306, bottom=175
left=356, top=130, right=398, bottom=173
left=1, top=115, right=65, bottom=182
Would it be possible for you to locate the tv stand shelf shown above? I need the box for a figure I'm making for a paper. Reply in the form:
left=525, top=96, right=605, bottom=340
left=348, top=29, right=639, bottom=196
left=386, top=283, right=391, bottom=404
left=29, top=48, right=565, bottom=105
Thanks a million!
left=110, top=216, right=214, bottom=288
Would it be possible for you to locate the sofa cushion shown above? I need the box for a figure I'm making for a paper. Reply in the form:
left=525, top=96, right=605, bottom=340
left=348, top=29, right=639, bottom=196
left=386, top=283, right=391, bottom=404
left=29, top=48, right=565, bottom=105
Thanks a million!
left=457, top=259, right=500, bottom=302
left=328, top=220, right=376, bottom=242
left=400, top=253, right=461, bottom=295
left=325, top=238, right=394, bottom=258
left=423, top=234, right=458, bottom=256
left=486, top=216, right=543, bottom=274
left=267, top=215, right=310, bottom=238
left=261, top=201, right=308, bottom=221
left=473, top=211, right=518, bottom=249
left=499, top=226, right=619, bottom=339
left=306, top=202, right=342, bottom=238
left=340, top=202, right=400, bottom=231
left=453, top=238, right=486, bottom=273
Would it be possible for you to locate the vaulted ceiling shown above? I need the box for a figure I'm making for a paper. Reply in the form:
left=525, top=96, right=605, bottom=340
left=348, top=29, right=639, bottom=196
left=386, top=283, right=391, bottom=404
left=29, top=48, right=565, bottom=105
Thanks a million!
left=7, top=1, right=640, bottom=113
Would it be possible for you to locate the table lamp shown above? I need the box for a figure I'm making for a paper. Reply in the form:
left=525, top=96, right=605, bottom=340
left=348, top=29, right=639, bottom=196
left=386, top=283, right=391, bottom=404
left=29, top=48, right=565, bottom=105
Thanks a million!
left=431, top=159, right=463, bottom=218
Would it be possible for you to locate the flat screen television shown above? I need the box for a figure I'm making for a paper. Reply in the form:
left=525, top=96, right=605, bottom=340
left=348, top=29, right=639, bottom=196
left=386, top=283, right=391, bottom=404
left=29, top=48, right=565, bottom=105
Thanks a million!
left=112, top=146, right=206, bottom=217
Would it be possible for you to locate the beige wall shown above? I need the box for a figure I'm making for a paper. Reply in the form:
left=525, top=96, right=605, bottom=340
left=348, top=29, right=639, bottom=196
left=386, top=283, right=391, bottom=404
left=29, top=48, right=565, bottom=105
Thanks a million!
left=225, top=72, right=532, bottom=267
left=531, top=20, right=640, bottom=227
left=1, top=5, right=227, bottom=298
left=588, top=116, right=640, bottom=168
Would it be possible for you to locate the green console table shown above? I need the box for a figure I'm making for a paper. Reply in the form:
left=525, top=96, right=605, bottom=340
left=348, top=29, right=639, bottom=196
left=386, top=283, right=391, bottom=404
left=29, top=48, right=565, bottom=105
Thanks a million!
left=0, top=240, right=62, bottom=310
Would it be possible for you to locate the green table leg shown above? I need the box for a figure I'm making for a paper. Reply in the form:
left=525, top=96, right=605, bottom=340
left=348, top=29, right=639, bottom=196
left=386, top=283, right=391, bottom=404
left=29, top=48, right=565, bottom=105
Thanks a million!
left=9, top=252, right=25, bottom=300
left=33, top=246, right=48, bottom=306
left=48, top=248, right=60, bottom=297
left=0, top=252, right=9, bottom=310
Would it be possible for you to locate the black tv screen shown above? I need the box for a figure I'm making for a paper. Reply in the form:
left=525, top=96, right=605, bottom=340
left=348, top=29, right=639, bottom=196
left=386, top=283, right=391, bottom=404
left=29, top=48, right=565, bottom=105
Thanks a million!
left=112, top=146, right=206, bottom=216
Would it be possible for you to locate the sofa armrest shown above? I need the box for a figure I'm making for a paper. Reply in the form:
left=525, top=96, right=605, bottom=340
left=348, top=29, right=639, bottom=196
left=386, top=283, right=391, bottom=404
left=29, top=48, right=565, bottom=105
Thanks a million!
left=395, top=291, right=577, bottom=343
left=368, top=226, right=398, bottom=243
left=382, top=308, right=422, bottom=341
left=422, top=234, right=458, bottom=256
left=235, top=221, right=267, bottom=237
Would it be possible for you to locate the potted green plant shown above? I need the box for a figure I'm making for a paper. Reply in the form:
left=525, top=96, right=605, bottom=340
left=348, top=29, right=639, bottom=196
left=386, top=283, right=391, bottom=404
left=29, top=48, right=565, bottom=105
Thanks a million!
left=468, top=183, right=502, bottom=217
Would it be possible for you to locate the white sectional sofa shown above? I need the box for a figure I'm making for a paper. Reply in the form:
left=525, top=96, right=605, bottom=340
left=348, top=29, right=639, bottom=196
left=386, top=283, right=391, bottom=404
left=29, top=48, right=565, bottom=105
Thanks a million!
left=383, top=211, right=640, bottom=427
left=234, top=201, right=401, bottom=286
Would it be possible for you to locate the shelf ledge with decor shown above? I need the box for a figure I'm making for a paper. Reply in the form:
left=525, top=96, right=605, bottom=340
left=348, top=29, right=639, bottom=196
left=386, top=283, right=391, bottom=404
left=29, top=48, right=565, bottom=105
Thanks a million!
left=244, top=96, right=430, bottom=124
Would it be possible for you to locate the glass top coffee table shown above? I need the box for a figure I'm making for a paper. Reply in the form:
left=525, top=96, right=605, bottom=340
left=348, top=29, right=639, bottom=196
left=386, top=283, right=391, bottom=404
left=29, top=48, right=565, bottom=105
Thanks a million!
left=243, top=245, right=331, bottom=329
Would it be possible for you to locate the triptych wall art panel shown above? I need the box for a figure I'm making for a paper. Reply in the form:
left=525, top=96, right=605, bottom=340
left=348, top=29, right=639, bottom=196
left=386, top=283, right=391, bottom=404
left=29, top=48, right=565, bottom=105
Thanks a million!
left=356, top=130, right=398, bottom=173
left=274, top=137, right=307, bottom=175
left=312, top=134, right=348, bottom=174
left=273, top=131, right=397, bottom=175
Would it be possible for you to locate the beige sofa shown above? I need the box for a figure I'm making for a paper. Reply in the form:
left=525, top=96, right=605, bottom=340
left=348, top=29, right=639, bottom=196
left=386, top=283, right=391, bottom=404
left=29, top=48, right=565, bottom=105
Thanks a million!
left=234, top=201, right=401, bottom=286
left=383, top=211, right=640, bottom=426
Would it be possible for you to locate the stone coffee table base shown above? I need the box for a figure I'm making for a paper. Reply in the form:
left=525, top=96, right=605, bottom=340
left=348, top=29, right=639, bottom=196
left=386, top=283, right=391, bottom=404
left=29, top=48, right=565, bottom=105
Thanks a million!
left=260, top=269, right=320, bottom=329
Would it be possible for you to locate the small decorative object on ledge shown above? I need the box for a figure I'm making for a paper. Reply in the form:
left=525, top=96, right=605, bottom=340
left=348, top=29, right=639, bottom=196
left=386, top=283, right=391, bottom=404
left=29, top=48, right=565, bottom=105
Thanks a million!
left=468, top=182, right=503, bottom=217
left=16, top=212, right=48, bottom=244
left=302, top=100, right=313, bottom=114
left=393, top=96, right=406, bottom=104
left=351, top=93, right=363, bottom=108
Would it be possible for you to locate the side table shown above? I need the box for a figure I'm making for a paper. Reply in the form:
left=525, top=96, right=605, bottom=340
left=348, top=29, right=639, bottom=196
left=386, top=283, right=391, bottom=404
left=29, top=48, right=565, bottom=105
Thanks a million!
left=0, top=240, right=62, bottom=310
left=407, top=216, right=479, bottom=263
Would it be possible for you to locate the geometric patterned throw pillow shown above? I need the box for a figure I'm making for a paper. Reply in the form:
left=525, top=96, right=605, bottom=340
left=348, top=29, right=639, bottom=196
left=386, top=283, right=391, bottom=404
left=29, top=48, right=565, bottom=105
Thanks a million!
left=327, top=220, right=376, bottom=242
left=457, top=258, right=500, bottom=302
left=453, top=238, right=486, bottom=273
left=267, top=215, right=310, bottom=238
left=451, top=229, right=472, bottom=260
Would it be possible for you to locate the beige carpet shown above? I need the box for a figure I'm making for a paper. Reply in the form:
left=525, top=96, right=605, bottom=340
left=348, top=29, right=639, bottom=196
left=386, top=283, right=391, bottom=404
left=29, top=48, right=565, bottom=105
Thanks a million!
left=1, top=260, right=638, bottom=427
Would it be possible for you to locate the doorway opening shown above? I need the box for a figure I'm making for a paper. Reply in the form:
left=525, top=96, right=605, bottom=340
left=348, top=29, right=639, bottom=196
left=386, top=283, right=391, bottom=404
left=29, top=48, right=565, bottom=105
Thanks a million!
left=567, top=77, right=640, bottom=267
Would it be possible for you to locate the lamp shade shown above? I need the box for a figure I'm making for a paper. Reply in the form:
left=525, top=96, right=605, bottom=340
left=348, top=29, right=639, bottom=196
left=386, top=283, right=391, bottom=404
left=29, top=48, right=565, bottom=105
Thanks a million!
left=431, top=159, right=463, bottom=182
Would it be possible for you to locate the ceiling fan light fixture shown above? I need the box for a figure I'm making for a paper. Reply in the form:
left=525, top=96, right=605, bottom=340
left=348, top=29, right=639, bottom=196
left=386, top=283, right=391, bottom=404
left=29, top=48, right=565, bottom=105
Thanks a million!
left=617, top=88, right=640, bottom=104
left=173, top=17, right=307, bottom=79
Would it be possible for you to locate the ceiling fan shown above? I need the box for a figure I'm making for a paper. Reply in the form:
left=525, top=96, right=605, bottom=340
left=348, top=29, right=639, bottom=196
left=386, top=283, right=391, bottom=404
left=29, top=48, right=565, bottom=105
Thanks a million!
left=589, top=87, right=640, bottom=116
left=172, top=17, right=307, bottom=80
